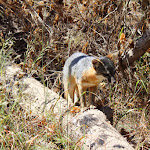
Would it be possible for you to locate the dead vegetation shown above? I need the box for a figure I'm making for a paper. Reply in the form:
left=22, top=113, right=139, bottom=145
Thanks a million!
left=0, top=0, right=150, bottom=149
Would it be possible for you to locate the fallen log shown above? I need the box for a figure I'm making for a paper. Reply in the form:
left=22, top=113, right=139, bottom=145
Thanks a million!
left=62, top=109, right=134, bottom=150
left=3, top=64, right=134, bottom=150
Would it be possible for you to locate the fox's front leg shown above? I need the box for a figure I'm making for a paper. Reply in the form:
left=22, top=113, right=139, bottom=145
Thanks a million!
left=67, top=84, right=76, bottom=107
left=78, top=85, right=87, bottom=108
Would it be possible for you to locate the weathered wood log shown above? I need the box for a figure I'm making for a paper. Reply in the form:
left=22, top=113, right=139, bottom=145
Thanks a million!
left=3, top=64, right=134, bottom=150
left=4, top=64, right=68, bottom=118
left=62, top=109, right=135, bottom=150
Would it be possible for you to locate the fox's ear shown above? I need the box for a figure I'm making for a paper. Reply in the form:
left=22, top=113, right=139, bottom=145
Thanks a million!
left=92, top=59, right=104, bottom=70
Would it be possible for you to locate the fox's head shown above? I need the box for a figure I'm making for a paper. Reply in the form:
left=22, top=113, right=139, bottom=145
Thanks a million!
left=92, top=57, right=116, bottom=83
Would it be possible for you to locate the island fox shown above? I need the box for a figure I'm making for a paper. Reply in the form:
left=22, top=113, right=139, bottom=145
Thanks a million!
left=63, top=52, right=116, bottom=108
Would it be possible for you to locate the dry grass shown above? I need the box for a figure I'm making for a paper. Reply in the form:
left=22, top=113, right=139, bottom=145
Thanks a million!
left=0, top=0, right=150, bottom=149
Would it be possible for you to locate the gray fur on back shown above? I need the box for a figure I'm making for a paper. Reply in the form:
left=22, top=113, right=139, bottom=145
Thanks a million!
left=63, top=52, right=95, bottom=81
